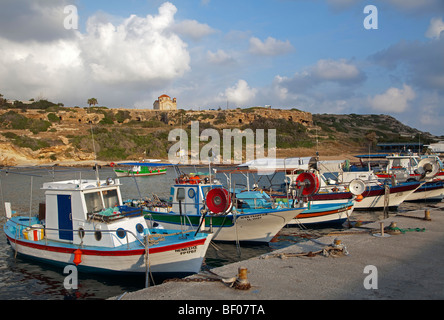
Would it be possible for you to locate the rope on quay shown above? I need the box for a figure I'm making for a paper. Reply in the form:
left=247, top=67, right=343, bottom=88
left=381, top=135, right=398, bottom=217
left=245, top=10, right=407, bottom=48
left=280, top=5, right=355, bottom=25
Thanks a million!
left=387, top=221, right=426, bottom=234
left=261, top=238, right=349, bottom=260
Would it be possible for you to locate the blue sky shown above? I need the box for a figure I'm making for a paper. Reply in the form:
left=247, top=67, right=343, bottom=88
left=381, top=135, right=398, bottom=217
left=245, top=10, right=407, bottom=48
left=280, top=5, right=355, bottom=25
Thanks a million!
left=1, top=0, right=444, bottom=135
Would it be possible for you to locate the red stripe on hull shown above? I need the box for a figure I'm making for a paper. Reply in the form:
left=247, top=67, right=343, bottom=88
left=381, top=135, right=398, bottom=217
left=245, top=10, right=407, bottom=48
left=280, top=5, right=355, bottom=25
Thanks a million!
left=6, top=235, right=206, bottom=257
left=297, top=206, right=353, bottom=218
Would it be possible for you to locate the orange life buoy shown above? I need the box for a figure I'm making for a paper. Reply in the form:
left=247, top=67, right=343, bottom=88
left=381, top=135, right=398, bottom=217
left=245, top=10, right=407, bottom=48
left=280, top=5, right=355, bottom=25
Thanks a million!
left=73, top=249, right=82, bottom=266
left=189, top=176, right=200, bottom=184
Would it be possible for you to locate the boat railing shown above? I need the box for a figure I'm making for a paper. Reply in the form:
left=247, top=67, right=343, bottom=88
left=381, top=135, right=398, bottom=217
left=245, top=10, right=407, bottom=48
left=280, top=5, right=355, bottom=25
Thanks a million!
left=233, top=194, right=276, bottom=210
left=7, top=217, right=153, bottom=249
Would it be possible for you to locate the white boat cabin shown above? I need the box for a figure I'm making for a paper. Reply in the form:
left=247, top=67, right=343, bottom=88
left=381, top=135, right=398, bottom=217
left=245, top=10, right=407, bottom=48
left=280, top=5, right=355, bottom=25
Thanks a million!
left=385, top=155, right=419, bottom=173
left=42, top=179, right=147, bottom=248
left=285, top=160, right=379, bottom=189
left=169, top=182, right=223, bottom=215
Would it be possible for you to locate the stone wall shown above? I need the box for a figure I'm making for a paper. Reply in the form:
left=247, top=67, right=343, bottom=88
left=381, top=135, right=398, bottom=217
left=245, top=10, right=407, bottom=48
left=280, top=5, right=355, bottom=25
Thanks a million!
left=0, top=107, right=313, bottom=127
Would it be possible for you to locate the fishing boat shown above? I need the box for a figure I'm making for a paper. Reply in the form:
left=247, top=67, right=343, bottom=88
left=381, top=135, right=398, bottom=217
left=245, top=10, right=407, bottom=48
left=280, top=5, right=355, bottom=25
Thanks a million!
left=111, top=161, right=167, bottom=177
left=217, top=157, right=357, bottom=227
left=375, top=154, right=444, bottom=181
left=374, top=155, right=444, bottom=201
left=140, top=166, right=314, bottom=243
left=233, top=187, right=354, bottom=227
left=3, top=177, right=213, bottom=275
left=255, top=157, right=422, bottom=210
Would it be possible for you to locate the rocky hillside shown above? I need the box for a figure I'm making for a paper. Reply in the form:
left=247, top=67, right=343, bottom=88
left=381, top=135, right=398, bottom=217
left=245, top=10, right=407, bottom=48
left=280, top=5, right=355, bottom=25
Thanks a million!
left=312, top=113, right=437, bottom=147
left=0, top=100, right=439, bottom=166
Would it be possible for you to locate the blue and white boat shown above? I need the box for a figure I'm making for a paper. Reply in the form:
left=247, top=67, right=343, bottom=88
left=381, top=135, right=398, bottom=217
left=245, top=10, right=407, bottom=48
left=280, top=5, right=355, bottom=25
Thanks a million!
left=234, top=189, right=354, bottom=227
left=3, top=178, right=213, bottom=275
left=143, top=177, right=308, bottom=243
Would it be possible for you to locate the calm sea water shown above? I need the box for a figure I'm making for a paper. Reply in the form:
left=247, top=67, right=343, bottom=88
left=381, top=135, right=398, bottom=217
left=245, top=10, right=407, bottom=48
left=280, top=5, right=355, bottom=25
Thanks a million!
left=0, top=166, right=434, bottom=300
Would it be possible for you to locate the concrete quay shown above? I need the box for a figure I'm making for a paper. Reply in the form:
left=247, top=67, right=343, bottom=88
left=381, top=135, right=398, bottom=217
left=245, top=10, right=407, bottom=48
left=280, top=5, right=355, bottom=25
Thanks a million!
left=112, top=204, right=444, bottom=300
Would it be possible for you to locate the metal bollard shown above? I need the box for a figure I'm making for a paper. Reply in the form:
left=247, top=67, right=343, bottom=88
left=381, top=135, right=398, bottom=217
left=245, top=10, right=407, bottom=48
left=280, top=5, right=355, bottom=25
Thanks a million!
left=424, top=209, right=431, bottom=221
left=234, top=267, right=251, bottom=290
left=388, top=221, right=401, bottom=234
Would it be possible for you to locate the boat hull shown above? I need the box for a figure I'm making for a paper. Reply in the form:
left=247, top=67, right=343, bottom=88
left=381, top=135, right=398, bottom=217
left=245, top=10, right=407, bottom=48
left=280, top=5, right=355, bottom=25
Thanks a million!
left=114, top=168, right=167, bottom=177
left=307, top=182, right=420, bottom=209
left=4, top=219, right=212, bottom=275
left=287, top=202, right=354, bottom=226
left=145, top=207, right=305, bottom=243
left=405, top=180, right=444, bottom=202
left=354, top=182, right=420, bottom=209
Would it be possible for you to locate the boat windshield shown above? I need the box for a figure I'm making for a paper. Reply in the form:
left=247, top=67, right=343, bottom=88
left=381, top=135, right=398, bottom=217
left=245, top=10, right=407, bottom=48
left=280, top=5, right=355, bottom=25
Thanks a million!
left=84, top=189, right=120, bottom=213
left=85, top=191, right=103, bottom=213
left=103, top=189, right=119, bottom=208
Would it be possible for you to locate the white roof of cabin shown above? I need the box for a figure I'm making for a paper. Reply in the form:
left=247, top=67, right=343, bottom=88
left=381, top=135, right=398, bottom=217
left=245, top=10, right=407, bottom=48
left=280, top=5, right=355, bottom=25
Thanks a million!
left=42, top=179, right=121, bottom=191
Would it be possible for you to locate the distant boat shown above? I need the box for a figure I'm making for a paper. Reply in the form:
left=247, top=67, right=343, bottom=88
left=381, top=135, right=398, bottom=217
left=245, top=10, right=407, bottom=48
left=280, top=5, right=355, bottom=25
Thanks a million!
left=249, top=157, right=421, bottom=210
left=3, top=178, right=212, bottom=275
left=305, top=164, right=421, bottom=210
left=111, top=161, right=167, bottom=177
left=374, top=154, right=444, bottom=201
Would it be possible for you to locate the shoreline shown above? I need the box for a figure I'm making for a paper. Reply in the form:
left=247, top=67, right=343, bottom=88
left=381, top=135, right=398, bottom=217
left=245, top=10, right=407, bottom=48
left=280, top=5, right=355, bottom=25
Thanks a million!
left=0, top=153, right=363, bottom=168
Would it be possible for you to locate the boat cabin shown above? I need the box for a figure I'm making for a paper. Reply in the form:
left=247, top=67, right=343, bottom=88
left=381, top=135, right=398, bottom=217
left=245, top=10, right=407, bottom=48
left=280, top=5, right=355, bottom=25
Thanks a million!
left=169, top=181, right=224, bottom=215
left=169, top=171, right=227, bottom=215
left=42, top=179, right=147, bottom=248
left=386, top=155, right=419, bottom=173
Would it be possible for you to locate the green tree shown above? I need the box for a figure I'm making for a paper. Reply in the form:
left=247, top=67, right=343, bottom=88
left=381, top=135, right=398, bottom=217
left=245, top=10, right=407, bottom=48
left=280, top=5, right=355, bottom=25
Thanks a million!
left=87, top=98, right=98, bottom=107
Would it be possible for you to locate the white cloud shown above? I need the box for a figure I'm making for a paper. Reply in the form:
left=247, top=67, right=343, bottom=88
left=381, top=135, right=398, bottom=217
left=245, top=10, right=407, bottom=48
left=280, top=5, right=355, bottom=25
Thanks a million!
left=312, top=59, right=361, bottom=81
left=274, top=58, right=366, bottom=96
left=0, top=2, right=192, bottom=106
left=207, top=49, right=235, bottom=65
left=425, top=17, right=444, bottom=39
left=368, top=84, right=416, bottom=113
left=173, top=19, right=216, bottom=41
left=0, top=0, right=75, bottom=42
left=81, top=4, right=190, bottom=84
left=223, top=80, right=257, bottom=106
left=249, top=36, right=293, bottom=56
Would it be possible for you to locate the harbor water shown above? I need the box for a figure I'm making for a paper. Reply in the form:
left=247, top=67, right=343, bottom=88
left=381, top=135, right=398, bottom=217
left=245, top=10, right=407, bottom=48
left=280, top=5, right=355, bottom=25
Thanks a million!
left=0, top=166, right=434, bottom=300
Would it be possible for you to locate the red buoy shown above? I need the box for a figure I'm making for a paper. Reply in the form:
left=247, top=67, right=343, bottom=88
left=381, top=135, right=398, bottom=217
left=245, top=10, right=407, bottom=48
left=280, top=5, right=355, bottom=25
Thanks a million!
left=73, top=249, right=82, bottom=266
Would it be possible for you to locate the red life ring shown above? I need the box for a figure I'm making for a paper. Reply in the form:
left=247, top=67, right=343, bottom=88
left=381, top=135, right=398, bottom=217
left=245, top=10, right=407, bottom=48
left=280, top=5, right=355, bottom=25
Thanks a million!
left=206, top=188, right=231, bottom=214
left=296, top=172, right=320, bottom=196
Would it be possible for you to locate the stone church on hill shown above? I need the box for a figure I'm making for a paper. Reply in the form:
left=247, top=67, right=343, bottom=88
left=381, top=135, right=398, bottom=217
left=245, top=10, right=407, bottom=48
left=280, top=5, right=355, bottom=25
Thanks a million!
left=153, top=94, right=177, bottom=111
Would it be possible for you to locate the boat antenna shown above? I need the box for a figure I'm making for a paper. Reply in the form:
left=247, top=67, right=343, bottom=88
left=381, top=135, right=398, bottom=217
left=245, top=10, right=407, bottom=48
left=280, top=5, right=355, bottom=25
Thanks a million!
left=28, top=176, right=33, bottom=226
left=90, top=123, right=100, bottom=184
left=315, top=124, right=319, bottom=156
